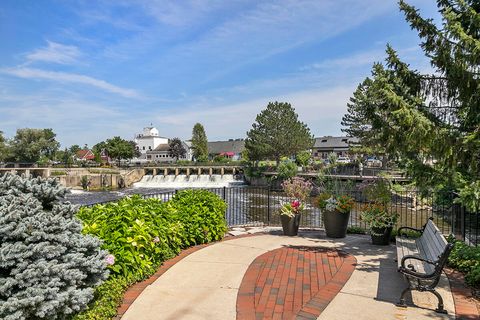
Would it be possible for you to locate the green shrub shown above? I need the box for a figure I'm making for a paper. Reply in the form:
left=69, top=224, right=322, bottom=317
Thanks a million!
left=277, top=160, right=297, bottom=179
left=51, top=170, right=67, bottom=176
left=74, top=190, right=227, bottom=319
left=170, top=189, right=228, bottom=244
left=447, top=239, right=480, bottom=288
left=77, top=196, right=184, bottom=279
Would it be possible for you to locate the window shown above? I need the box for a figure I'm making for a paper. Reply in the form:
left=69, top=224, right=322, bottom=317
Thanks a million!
left=142, top=146, right=145, bottom=150
left=321, top=139, right=327, bottom=142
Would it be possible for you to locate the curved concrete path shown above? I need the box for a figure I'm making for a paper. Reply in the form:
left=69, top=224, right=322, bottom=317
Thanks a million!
left=122, top=232, right=455, bottom=320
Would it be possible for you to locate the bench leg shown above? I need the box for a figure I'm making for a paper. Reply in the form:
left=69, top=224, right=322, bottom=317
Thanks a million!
left=396, top=286, right=411, bottom=308
left=429, top=289, right=447, bottom=314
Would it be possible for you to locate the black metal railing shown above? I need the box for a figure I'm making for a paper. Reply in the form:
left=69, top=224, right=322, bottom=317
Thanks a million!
left=82, top=186, right=479, bottom=246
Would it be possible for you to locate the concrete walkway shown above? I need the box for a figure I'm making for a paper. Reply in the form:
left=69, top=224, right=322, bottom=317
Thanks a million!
left=121, top=232, right=455, bottom=320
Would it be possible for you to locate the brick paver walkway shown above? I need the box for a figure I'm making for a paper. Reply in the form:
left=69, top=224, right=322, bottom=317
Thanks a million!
left=236, top=246, right=356, bottom=320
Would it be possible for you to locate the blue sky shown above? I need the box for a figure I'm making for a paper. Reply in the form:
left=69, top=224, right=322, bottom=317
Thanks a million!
left=0, top=0, right=440, bottom=147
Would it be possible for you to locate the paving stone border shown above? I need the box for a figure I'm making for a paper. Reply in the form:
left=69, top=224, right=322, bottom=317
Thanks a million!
left=444, top=268, right=480, bottom=320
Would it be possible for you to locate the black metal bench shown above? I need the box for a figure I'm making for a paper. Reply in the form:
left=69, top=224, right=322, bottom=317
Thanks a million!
left=395, top=217, right=454, bottom=314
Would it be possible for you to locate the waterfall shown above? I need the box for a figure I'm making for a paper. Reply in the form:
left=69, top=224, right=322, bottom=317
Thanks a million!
left=133, top=174, right=245, bottom=188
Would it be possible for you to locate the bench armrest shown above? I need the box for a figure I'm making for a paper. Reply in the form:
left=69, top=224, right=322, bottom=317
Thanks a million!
left=401, top=255, right=436, bottom=268
left=397, top=226, right=423, bottom=237
left=398, top=265, right=433, bottom=279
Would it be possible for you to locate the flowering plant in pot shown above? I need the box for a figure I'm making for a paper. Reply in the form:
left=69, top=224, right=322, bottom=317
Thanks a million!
left=279, top=177, right=312, bottom=236
left=359, top=178, right=396, bottom=244
left=317, top=193, right=355, bottom=238
left=360, top=203, right=398, bottom=245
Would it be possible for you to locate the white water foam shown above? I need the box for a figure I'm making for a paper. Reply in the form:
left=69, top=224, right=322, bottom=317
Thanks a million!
left=133, top=174, right=244, bottom=188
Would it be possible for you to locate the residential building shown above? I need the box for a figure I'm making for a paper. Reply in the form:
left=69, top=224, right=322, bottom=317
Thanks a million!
left=311, top=136, right=359, bottom=160
left=134, top=126, right=168, bottom=154
left=75, top=149, right=95, bottom=162
left=208, top=139, right=245, bottom=160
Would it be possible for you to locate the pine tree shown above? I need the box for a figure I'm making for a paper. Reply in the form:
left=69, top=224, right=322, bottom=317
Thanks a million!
left=191, top=123, right=208, bottom=161
left=342, top=1, right=480, bottom=197
left=0, top=174, right=108, bottom=320
left=245, top=101, right=314, bottom=166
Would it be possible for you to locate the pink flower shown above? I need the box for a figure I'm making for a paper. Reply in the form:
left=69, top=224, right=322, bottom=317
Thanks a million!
left=105, top=254, right=115, bottom=266
left=291, top=200, right=300, bottom=208
left=153, top=236, right=160, bottom=243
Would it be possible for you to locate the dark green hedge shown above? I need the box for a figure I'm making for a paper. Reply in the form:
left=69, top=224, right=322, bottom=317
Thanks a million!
left=73, top=190, right=227, bottom=320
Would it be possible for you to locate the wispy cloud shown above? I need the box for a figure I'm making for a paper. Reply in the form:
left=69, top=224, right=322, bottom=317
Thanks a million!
left=2, top=67, right=140, bottom=98
left=25, top=41, right=81, bottom=65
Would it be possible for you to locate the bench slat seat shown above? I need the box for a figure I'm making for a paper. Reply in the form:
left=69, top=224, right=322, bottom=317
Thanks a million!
left=395, top=218, right=454, bottom=314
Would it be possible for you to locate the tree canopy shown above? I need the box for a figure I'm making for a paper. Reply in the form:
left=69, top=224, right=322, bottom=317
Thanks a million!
left=0, top=131, right=9, bottom=162
left=245, top=101, right=314, bottom=165
left=8, top=128, right=60, bottom=163
left=99, top=136, right=137, bottom=164
left=169, top=138, right=186, bottom=161
left=342, top=0, right=480, bottom=204
left=191, top=123, right=208, bottom=161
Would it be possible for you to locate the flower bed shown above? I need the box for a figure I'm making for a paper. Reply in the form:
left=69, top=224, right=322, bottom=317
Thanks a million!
left=74, top=190, right=227, bottom=319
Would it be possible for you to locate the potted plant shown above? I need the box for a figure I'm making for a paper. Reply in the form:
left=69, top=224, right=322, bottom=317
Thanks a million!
left=279, top=177, right=312, bottom=236
left=359, top=178, right=397, bottom=245
left=317, top=193, right=354, bottom=238
left=360, top=202, right=398, bottom=245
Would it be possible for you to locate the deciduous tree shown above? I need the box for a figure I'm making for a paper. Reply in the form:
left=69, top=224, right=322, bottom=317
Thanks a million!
left=8, top=128, right=60, bottom=163
left=169, top=137, right=186, bottom=161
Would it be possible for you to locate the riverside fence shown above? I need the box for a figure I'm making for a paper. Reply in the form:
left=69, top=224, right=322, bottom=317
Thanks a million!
left=89, top=186, right=479, bottom=246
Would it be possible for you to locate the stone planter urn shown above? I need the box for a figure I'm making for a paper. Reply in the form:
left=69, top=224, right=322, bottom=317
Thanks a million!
left=280, top=214, right=301, bottom=236
left=323, top=209, right=350, bottom=238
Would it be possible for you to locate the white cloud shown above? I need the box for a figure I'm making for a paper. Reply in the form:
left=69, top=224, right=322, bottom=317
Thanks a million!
left=25, top=41, right=81, bottom=65
left=2, top=67, right=140, bottom=98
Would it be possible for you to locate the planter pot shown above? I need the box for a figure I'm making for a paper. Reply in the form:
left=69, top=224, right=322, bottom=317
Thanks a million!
left=370, top=226, right=393, bottom=245
left=323, top=209, right=350, bottom=238
left=281, top=214, right=301, bottom=236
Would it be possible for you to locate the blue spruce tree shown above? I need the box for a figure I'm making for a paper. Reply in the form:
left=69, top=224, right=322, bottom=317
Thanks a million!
left=0, top=174, right=108, bottom=319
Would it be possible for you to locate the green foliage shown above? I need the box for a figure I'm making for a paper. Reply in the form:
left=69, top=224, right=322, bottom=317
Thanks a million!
left=0, top=131, right=9, bottom=162
left=245, top=101, right=314, bottom=164
left=347, top=226, right=367, bottom=234
left=213, top=154, right=229, bottom=163
left=360, top=203, right=398, bottom=230
left=295, top=150, right=311, bottom=167
left=281, top=177, right=312, bottom=201
left=75, top=190, right=227, bottom=319
left=169, top=137, right=186, bottom=161
left=277, top=160, right=297, bottom=179
left=77, top=196, right=183, bottom=278
left=342, top=1, right=480, bottom=204
left=170, top=190, right=228, bottom=244
left=447, top=239, right=480, bottom=288
left=455, top=180, right=480, bottom=212
left=105, top=136, right=136, bottom=164
left=191, top=123, right=208, bottom=161
left=0, top=174, right=108, bottom=320
left=7, top=128, right=60, bottom=163
left=51, top=170, right=67, bottom=176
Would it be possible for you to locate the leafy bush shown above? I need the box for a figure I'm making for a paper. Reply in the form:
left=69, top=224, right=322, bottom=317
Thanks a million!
left=0, top=174, right=108, bottom=320
left=77, top=196, right=185, bottom=279
left=447, top=239, right=480, bottom=288
left=75, top=190, right=227, bottom=319
left=277, top=160, right=297, bottom=179
left=170, top=189, right=228, bottom=244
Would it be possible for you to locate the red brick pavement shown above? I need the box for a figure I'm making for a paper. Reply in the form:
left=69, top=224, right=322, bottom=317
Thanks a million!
left=444, top=268, right=480, bottom=320
left=236, top=246, right=357, bottom=320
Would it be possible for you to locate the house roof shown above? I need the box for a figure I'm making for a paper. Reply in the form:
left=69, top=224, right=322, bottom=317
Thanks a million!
left=208, top=140, right=245, bottom=154
left=313, top=136, right=359, bottom=149
left=76, top=149, right=95, bottom=160
left=152, top=143, right=171, bottom=152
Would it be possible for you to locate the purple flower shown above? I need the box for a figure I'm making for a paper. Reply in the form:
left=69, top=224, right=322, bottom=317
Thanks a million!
left=153, top=236, right=160, bottom=243
left=105, top=254, right=115, bottom=266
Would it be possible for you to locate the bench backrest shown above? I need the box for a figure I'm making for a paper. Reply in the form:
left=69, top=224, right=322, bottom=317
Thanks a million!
left=417, top=219, right=453, bottom=275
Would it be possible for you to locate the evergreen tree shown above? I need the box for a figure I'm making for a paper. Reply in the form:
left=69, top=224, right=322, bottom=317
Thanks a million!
left=0, top=131, right=9, bottom=162
left=169, top=138, right=186, bottom=161
left=191, top=123, right=208, bottom=161
left=245, top=101, right=314, bottom=166
left=342, top=0, right=480, bottom=202
left=0, top=174, right=108, bottom=319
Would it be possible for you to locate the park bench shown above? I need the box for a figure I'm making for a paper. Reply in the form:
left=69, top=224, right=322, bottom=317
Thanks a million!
left=395, top=217, right=454, bottom=314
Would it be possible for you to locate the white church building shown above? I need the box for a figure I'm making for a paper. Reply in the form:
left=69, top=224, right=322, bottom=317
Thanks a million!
left=134, top=126, right=169, bottom=154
